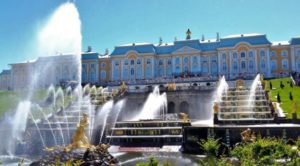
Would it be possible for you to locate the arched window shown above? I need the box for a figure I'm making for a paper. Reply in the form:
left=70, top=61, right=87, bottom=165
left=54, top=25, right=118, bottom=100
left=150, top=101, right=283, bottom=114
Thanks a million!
left=101, top=62, right=106, bottom=68
left=130, top=60, right=135, bottom=65
left=184, top=57, right=189, bottom=63
left=282, top=59, right=289, bottom=70
left=241, top=52, right=246, bottom=58
left=167, top=59, right=172, bottom=65
left=281, top=50, right=288, bottom=57
left=159, top=60, right=163, bottom=65
left=260, top=50, right=265, bottom=57
left=147, top=59, right=151, bottom=64
left=271, top=51, right=276, bottom=57
left=193, top=56, right=198, bottom=64
left=248, top=51, right=253, bottom=58
left=137, top=59, right=141, bottom=65
left=271, top=60, right=277, bottom=71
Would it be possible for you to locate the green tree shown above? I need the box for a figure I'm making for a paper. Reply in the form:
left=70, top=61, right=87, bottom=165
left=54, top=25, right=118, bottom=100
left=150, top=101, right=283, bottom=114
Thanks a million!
left=277, top=93, right=281, bottom=103
left=289, top=92, right=293, bottom=101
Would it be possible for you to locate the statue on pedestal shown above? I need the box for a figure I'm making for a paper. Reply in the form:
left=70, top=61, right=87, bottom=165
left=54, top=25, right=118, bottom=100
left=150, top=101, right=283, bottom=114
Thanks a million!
left=241, top=128, right=256, bottom=142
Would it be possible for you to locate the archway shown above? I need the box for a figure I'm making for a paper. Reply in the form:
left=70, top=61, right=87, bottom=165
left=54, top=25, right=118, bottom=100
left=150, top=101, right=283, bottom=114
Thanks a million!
left=179, top=101, right=189, bottom=114
left=168, top=102, right=175, bottom=113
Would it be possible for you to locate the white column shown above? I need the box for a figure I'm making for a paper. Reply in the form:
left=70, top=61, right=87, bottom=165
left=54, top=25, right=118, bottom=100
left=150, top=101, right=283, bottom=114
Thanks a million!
left=266, top=48, right=271, bottom=77
left=291, top=46, right=296, bottom=71
left=218, top=52, right=222, bottom=76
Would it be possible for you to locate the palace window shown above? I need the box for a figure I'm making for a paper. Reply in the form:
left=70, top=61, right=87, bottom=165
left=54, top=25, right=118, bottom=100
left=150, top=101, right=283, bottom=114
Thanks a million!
left=101, top=62, right=106, bottom=68
left=248, top=51, right=254, bottom=58
left=260, top=50, right=265, bottom=57
left=261, top=60, right=265, bottom=69
left=281, top=50, right=288, bottom=57
left=297, top=60, right=300, bottom=70
left=137, top=59, right=141, bottom=65
left=233, top=61, right=238, bottom=71
left=115, top=61, right=119, bottom=66
left=193, top=56, right=198, bottom=63
left=241, top=52, right=246, bottom=58
left=147, top=59, right=151, bottom=64
left=241, top=61, right=246, bottom=69
left=271, top=51, right=276, bottom=57
left=130, top=68, right=134, bottom=75
left=124, top=59, right=128, bottom=65
left=130, top=60, right=135, bottom=65
left=101, top=71, right=106, bottom=79
left=159, top=60, right=163, bottom=65
left=271, top=60, right=277, bottom=71
left=282, top=59, right=289, bottom=70
left=297, top=49, right=300, bottom=57
left=175, top=57, right=180, bottom=64
left=184, top=57, right=189, bottom=63
left=233, top=52, right=238, bottom=59
left=222, top=53, right=226, bottom=60
left=167, top=59, right=172, bottom=65
left=249, top=60, right=254, bottom=69
left=222, top=62, right=227, bottom=71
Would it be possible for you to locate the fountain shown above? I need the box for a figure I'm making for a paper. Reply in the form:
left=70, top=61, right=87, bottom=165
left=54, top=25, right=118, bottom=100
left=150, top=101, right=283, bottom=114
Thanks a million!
left=108, top=86, right=191, bottom=147
left=133, top=86, right=167, bottom=120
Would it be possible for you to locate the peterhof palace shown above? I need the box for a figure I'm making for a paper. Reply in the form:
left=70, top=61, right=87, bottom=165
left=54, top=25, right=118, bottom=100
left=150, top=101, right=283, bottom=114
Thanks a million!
left=1, top=30, right=300, bottom=91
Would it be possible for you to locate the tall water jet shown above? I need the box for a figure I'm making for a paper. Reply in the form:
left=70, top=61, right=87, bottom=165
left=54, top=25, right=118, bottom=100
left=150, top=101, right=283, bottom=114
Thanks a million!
left=248, top=74, right=261, bottom=108
left=94, top=100, right=114, bottom=143
left=6, top=101, right=31, bottom=155
left=133, top=86, right=167, bottom=120
left=215, top=76, right=229, bottom=103
left=108, top=99, right=126, bottom=144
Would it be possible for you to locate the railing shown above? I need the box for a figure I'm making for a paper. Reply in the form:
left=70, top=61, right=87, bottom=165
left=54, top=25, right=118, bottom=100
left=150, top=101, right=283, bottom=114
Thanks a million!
left=101, top=76, right=219, bottom=86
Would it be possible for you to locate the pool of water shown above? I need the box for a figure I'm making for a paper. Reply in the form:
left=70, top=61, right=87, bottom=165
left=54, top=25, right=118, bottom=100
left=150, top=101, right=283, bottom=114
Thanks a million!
left=0, top=152, right=200, bottom=166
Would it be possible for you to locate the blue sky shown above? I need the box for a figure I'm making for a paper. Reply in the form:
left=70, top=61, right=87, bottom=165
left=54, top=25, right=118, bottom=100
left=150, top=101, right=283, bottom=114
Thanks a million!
left=0, top=0, right=300, bottom=71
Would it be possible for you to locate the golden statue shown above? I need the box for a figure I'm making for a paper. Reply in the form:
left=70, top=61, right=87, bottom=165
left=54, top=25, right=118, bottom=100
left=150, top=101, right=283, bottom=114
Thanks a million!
left=179, top=112, right=190, bottom=123
left=68, top=113, right=91, bottom=149
left=213, top=102, right=219, bottom=113
left=236, top=79, right=245, bottom=89
left=167, top=82, right=176, bottom=91
left=241, top=128, right=256, bottom=142
left=120, top=81, right=127, bottom=92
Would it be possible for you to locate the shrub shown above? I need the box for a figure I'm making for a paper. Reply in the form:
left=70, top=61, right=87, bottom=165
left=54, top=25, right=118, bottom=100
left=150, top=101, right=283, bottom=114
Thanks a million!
left=290, top=81, right=294, bottom=88
left=289, top=92, right=293, bottom=101
left=269, top=81, right=273, bottom=90
left=277, top=93, right=281, bottom=103
left=280, top=81, right=285, bottom=89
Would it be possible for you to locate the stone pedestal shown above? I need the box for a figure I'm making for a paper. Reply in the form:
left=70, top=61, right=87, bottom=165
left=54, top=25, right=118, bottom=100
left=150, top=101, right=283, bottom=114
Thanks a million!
left=213, top=113, right=218, bottom=124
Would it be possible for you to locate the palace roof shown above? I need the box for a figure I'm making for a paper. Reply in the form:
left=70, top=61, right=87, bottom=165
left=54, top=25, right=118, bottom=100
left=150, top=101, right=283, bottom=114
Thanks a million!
left=110, top=33, right=272, bottom=56
left=290, top=37, right=300, bottom=45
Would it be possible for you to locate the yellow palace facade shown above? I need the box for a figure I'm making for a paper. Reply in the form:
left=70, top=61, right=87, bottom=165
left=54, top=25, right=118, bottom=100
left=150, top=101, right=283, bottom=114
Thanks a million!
left=93, top=31, right=300, bottom=85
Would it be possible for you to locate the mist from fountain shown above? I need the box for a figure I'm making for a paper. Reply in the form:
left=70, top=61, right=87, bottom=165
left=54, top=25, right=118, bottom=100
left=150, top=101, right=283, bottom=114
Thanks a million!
left=133, top=86, right=167, bottom=120
left=0, top=1, right=82, bottom=156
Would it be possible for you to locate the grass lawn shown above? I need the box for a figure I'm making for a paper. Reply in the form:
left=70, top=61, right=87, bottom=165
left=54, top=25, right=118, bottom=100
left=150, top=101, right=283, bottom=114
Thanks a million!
left=264, top=77, right=300, bottom=118
left=0, top=91, right=20, bottom=117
